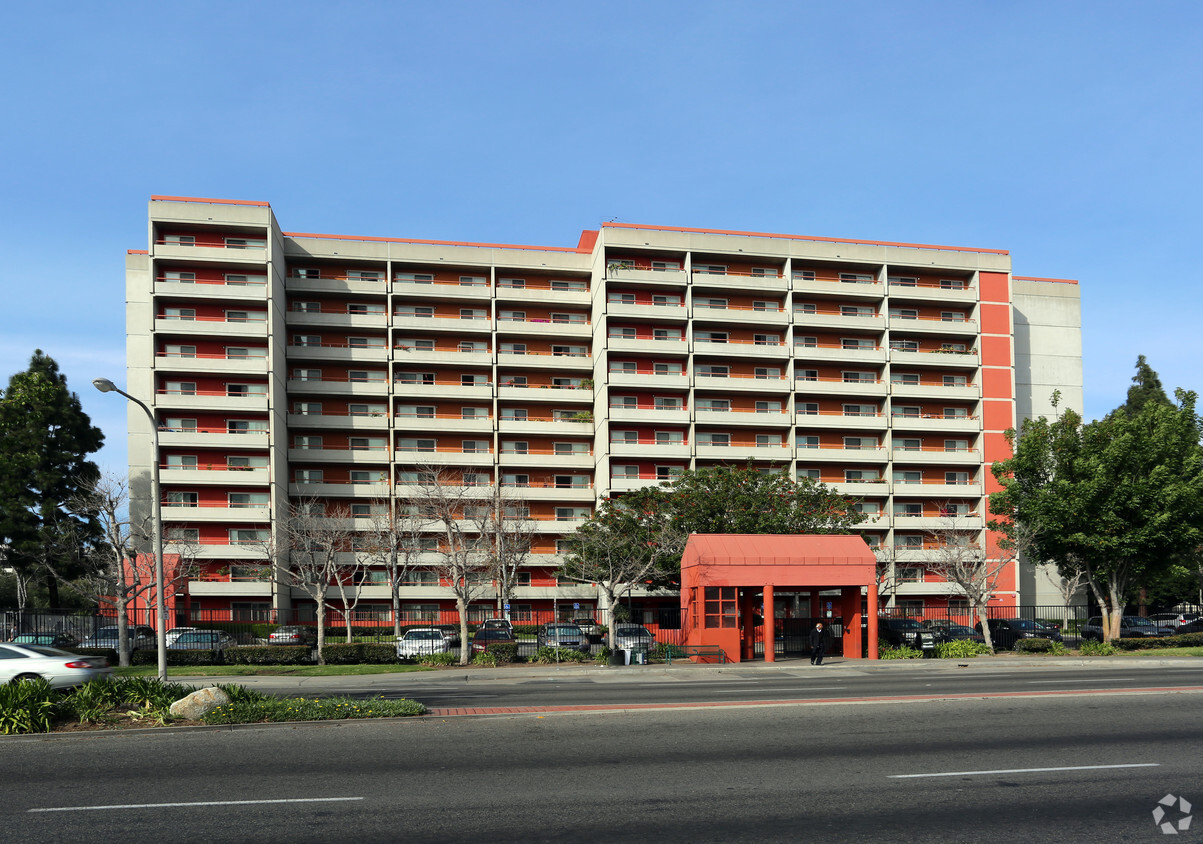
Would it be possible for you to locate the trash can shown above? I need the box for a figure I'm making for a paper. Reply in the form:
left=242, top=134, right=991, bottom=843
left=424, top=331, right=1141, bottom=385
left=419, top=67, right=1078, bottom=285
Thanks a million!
left=622, top=648, right=631, bottom=665
left=632, top=650, right=647, bottom=665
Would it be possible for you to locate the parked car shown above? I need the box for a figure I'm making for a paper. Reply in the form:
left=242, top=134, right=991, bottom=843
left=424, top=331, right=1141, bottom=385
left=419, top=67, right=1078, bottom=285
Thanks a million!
left=1079, top=616, right=1173, bottom=642
left=479, top=619, right=515, bottom=637
left=268, top=626, right=317, bottom=646
left=1176, top=618, right=1203, bottom=635
left=572, top=617, right=603, bottom=641
left=432, top=624, right=462, bottom=646
left=0, top=643, right=112, bottom=689
left=165, top=627, right=200, bottom=646
left=537, top=622, right=589, bottom=652
left=12, top=632, right=79, bottom=649
left=1149, top=612, right=1200, bottom=629
left=470, top=628, right=517, bottom=653
left=921, top=621, right=984, bottom=643
left=976, top=618, right=1064, bottom=649
left=396, top=628, right=452, bottom=659
left=168, top=630, right=237, bottom=657
left=879, top=618, right=947, bottom=651
left=79, top=625, right=156, bottom=651
left=612, top=624, right=655, bottom=653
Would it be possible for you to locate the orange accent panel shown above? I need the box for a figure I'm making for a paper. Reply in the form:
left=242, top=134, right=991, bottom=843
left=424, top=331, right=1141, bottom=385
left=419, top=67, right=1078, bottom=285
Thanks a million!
left=983, top=430, right=1013, bottom=461
left=601, top=223, right=1009, bottom=255
left=980, top=335, right=1012, bottom=367
left=979, top=302, right=1012, bottom=335
left=982, top=367, right=1013, bottom=402
left=151, top=195, right=270, bottom=207
left=577, top=230, right=599, bottom=251
left=983, top=401, right=1015, bottom=433
left=979, top=272, right=1010, bottom=302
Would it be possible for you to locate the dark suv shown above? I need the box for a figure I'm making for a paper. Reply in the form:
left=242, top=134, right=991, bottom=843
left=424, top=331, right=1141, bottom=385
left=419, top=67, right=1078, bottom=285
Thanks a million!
left=537, top=623, right=589, bottom=652
left=878, top=618, right=947, bottom=651
left=976, top=618, right=1064, bottom=649
left=1079, top=616, right=1171, bottom=642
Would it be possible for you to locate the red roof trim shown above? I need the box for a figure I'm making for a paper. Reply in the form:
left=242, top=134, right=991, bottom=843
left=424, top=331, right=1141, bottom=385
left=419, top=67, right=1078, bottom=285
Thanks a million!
left=127, top=249, right=149, bottom=255
left=601, top=222, right=1009, bottom=256
left=151, top=195, right=271, bottom=207
left=282, top=230, right=591, bottom=254
left=1013, top=275, right=1079, bottom=285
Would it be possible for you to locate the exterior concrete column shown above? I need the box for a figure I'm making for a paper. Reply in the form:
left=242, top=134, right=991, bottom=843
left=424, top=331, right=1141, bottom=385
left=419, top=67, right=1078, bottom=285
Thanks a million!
left=741, top=592, right=756, bottom=661
left=867, top=584, right=879, bottom=659
left=763, top=584, right=776, bottom=663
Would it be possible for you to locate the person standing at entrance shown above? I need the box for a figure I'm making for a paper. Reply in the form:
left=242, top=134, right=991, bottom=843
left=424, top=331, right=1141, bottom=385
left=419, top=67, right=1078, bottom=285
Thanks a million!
left=809, top=621, right=828, bottom=665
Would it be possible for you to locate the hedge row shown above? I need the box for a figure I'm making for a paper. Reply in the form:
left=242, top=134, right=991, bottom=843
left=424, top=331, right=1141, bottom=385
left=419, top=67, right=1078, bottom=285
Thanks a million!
left=1112, top=632, right=1203, bottom=650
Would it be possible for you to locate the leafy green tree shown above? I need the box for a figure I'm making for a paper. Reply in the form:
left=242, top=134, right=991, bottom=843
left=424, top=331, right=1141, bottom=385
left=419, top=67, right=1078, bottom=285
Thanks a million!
left=0, top=351, right=104, bottom=607
left=1123, top=354, right=1172, bottom=414
left=991, top=382, right=1203, bottom=641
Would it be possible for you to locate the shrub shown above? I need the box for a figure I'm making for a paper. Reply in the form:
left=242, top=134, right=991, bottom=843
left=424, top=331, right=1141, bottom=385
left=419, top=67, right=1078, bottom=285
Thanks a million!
left=114, top=676, right=195, bottom=709
left=1014, top=638, right=1059, bottom=653
left=416, top=652, right=457, bottom=666
left=1079, top=639, right=1118, bottom=656
left=934, top=639, right=991, bottom=659
left=532, top=646, right=591, bottom=664
left=1046, top=640, right=1070, bottom=655
left=320, top=642, right=401, bottom=665
left=879, top=644, right=923, bottom=659
left=472, top=644, right=517, bottom=666
left=0, top=678, right=59, bottom=735
left=594, top=647, right=612, bottom=665
left=227, top=645, right=311, bottom=666
left=653, top=643, right=687, bottom=662
left=131, top=648, right=225, bottom=666
left=201, top=695, right=425, bottom=725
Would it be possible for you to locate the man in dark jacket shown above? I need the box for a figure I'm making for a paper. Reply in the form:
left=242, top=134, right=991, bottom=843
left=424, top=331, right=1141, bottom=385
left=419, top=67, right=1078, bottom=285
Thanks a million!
left=809, top=621, right=828, bottom=665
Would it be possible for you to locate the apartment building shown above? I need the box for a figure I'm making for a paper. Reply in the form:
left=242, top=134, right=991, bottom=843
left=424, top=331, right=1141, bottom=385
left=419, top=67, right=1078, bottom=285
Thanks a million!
left=123, top=196, right=1081, bottom=624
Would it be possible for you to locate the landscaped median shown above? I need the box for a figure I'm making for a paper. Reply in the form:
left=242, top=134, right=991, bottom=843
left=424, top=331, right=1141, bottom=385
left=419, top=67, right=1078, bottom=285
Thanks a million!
left=0, top=676, right=425, bottom=736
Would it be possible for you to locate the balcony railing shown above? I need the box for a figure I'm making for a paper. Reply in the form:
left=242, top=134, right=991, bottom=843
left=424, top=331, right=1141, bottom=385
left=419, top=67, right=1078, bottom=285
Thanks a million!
left=156, top=276, right=267, bottom=286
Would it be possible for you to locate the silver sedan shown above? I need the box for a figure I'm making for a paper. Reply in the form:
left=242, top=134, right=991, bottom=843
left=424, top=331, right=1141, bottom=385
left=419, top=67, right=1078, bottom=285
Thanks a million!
left=0, top=643, right=112, bottom=689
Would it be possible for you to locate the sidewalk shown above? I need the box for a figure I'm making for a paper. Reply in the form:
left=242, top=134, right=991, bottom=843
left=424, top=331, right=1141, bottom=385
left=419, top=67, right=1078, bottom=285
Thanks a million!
left=166, top=653, right=1203, bottom=696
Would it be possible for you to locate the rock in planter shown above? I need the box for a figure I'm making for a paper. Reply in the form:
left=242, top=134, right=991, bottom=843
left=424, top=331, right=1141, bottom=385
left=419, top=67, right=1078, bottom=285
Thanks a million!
left=169, top=686, right=231, bottom=720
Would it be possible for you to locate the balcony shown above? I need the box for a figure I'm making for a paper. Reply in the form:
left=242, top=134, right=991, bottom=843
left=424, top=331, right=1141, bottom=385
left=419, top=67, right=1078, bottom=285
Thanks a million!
left=695, top=408, right=791, bottom=427
left=158, top=427, right=270, bottom=449
left=695, top=444, right=792, bottom=461
left=605, top=265, right=688, bottom=286
left=497, top=384, right=592, bottom=403
left=286, top=412, right=388, bottom=430
left=155, top=390, right=269, bottom=414
left=891, top=480, right=983, bottom=498
left=605, top=406, right=690, bottom=426
left=288, top=275, right=387, bottom=296
left=690, top=304, right=789, bottom=327
left=886, top=279, right=977, bottom=306
left=394, top=413, right=494, bottom=433
left=886, top=315, right=978, bottom=336
left=890, top=447, right=982, bottom=466
left=155, top=316, right=268, bottom=339
left=286, top=311, right=387, bottom=330
left=690, top=269, right=786, bottom=293
left=495, top=317, right=590, bottom=339
left=691, top=339, right=789, bottom=359
left=795, top=445, right=888, bottom=463
left=498, top=417, right=596, bottom=436
left=606, top=302, right=687, bottom=321
left=288, top=377, right=388, bottom=397
left=154, top=241, right=266, bottom=264
left=795, top=377, right=888, bottom=398
left=795, top=411, right=887, bottom=432
left=155, top=352, right=269, bottom=375
left=393, top=348, right=493, bottom=367
left=160, top=504, right=270, bottom=523
left=890, top=513, right=985, bottom=531
left=607, top=371, right=689, bottom=391
left=792, top=344, right=887, bottom=365
left=792, top=274, right=883, bottom=300
left=394, top=382, right=493, bottom=401
left=829, top=480, right=891, bottom=497
left=159, top=466, right=270, bottom=486
left=497, top=286, right=590, bottom=307
left=794, top=309, right=884, bottom=332
left=695, top=374, right=790, bottom=394
left=888, top=349, right=979, bottom=370
left=287, top=447, right=390, bottom=464
left=392, top=449, right=495, bottom=467
left=496, top=350, right=591, bottom=371
left=188, top=579, right=274, bottom=597
left=155, top=278, right=268, bottom=301
left=287, top=342, right=387, bottom=363
left=392, top=278, right=490, bottom=300
left=605, top=476, right=674, bottom=494
left=499, top=483, right=595, bottom=502
left=608, top=442, right=691, bottom=460
left=889, top=413, right=980, bottom=434
left=392, top=315, right=492, bottom=334
left=287, top=481, right=391, bottom=498
left=888, top=381, right=980, bottom=402
left=497, top=450, right=594, bottom=470
left=607, top=336, right=688, bottom=356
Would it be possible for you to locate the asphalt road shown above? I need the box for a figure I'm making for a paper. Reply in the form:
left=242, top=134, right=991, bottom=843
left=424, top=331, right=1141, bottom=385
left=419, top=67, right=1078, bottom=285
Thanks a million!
left=4, top=692, right=1202, bottom=842
left=189, top=658, right=1203, bottom=712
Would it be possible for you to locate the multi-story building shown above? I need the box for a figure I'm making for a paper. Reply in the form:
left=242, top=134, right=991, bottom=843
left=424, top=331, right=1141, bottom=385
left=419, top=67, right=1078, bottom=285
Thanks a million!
left=123, top=196, right=1081, bottom=625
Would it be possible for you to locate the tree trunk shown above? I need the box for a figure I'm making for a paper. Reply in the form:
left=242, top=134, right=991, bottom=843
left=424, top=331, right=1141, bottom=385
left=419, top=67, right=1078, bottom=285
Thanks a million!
left=45, top=571, right=60, bottom=609
left=391, top=566, right=402, bottom=642
left=315, top=601, right=327, bottom=666
left=975, top=603, right=995, bottom=653
left=456, top=594, right=470, bottom=666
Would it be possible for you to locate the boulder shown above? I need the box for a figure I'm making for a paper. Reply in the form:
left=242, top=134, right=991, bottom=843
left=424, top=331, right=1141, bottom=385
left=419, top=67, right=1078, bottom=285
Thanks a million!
left=169, top=686, right=231, bottom=720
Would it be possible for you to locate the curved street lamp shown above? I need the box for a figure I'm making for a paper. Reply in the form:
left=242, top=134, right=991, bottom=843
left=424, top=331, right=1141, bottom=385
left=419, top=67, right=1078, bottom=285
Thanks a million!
left=93, top=378, right=167, bottom=682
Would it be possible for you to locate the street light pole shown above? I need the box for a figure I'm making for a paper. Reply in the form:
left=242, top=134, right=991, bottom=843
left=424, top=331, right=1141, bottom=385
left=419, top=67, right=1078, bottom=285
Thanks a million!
left=93, top=378, right=167, bottom=682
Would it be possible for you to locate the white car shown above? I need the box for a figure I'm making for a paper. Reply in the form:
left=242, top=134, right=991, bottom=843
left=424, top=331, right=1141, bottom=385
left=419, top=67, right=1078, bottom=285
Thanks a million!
left=613, top=624, right=655, bottom=653
left=396, top=628, right=452, bottom=658
left=166, top=627, right=200, bottom=646
left=0, top=643, right=112, bottom=689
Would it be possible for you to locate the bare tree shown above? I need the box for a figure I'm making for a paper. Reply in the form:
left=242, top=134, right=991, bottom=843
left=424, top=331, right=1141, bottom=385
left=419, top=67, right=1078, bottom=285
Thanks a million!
left=873, top=543, right=901, bottom=610
left=279, top=499, right=358, bottom=664
left=410, top=467, right=494, bottom=665
left=474, top=486, right=537, bottom=620
left=923, top=517, right=1014, bottom=653
left=359, top=498, right=434, bottom=640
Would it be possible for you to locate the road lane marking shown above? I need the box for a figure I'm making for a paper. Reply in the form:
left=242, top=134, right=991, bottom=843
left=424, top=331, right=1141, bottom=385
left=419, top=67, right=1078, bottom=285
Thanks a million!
left=889, top=763, right=1159, bottom=779
left=28, top=797, right=365, bottom=813
left=1027, top=678, right=1136, bottom=684
left=712, top=687, right=846, bottom=693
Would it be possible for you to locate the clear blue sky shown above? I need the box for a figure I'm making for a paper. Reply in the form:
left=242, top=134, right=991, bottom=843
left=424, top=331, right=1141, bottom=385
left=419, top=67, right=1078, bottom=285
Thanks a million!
left=2, top=1, right=1199, bottom=478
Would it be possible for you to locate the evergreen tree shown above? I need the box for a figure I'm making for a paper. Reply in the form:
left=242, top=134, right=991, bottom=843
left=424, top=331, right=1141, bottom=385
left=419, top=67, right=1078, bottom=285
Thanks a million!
left=0, top=351, right=104, bottom=606
left=1123, top=354, right=1171, bottom=414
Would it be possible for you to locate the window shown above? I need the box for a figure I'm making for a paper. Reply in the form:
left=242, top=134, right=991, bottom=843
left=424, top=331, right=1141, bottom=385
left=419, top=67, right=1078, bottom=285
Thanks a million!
left=164, top=234, right=195, bottom=246
left=501, top=441, right=529, bottom=455
left=610, top=430, right=639, bottom=443
left=165, top=455, right=197, bottom=469
left=499, top=278, right=526, bottom=289
left=293, top=335, right=322, bottom=348
left=944, top=406, right=969, bottom=418
left=940, top=503, right=971, bottom=516
left=890, top=339, right=919, bottom=352
left=226, top=346, right=267, bottom=359
left=945, top=439, right=969, bottom=452
left=941, top=311, right=966, bottom=322
left=754, top=334, right=781, bottom=346
left=609, top=326, right=636, bottom=339
left=697, top=365, right=729, bottom=378
left=754, top=367, right=781, bottom=379
left=891, top=372, right=920, bottom=385
left=651, top=260, right=680, bottom=271
left=225, top=237, right=265, bottom=249
left=347, top=303, right=384, bottom=315
left=350, top=470, right=385, bottom=485
left=697, top=399, right=730, bottom=412
left=655, top=430, right=684, bottom=444
left=349, top=437, right=386, bottom=451
left=610, top=395, right=638, bottom=408
left=166, top=528, right=200, bottom=542
left=463, top=472, right=490, bottom=486
left=164, top=381, right=196, bottom=395
left=501, top=408, right=529, bottom=421
left=797, top=369, right=818, bottom=382
left=794, top=303, right=817, bottom=315
left=294, top=469, right=324, bottom=484
left=346, top=337, right=383, bottom=350
left=164, top=270, right=195, bottom=282
left=695, top=331, right=728, bottom=343
left=654, top=362, right=683, bottom=375
left=843, top=404, right=876, bottom=417
left=347, top=269, right=383, bottom=281
left=608, top=292, right=636, bottom=305
left=945, top=471, right=971, bottom=485
left=348, top=404, right=385, bottom=416
left=163, top=344, right=196, bottom=358
left=654, top=396, right=683, bottom=409
left=460, top=308, right=486, bottom=320
left=756, top=434, right=783, bottom=447
left=552, top=345, right=586, bottom=357
left=555, top=507, right=590, bottom=521
left=610, top=361, right=638, bottom=374
left=458, top=340, right=487, bottom=353
left=653, top=327, right=683, bottom=341
left=698, top=432, right=729, bottom=447
left=854, top=501, right=881, bottom=516
left=294, top=436, right=323, bottom=449
left=229, top=529, right=270, bottom=545
left=395, top=272, right=434, bottom=283
left=461, top=407, right=487, bottom=419
left=695, top=297, right=728, bottom=309
left=841, top=305, right=874, bottom=317
left=896, top=535, right=924, bottom=548
left=839, top=273, right=873, bottom=284
left=501, top=473, right=530, bottom=487
left=229, top=493, right=269, bottom=508
left=162, top=307, right=196, bottom=320
left=897, top=568, right=924, bottom=583
left=892, top=405, right=921, bottom=418
left=227, top=420, right=267, bottom=433
left=941, top=342, right=967, bottom=352
left=888, top=308, right=918, bottom=320
left=398, top=438, right=436, bottom=452
left=940, top=279, right=966, bottom=290
left=843, top=437, right=877, bottom=450
left=500, top=342, right=527, bottom=354
left=943, top=374, right=968, bottom=387
left=657, top=465, right=684, bottom=480
left=842, top=337, right=874, bottom=349
left=704, top=586, right=737, bottom=629
left=652, top=294, right=681, bottom=306
left=693, top=264, right=727, bottom=275
left=793, top=269, right=816, bottom=281
left=842, top=371, right=876, bottom=383
left=459, top=275, right=486, bottom=286
left=894, top=503, right=923, bottom=517
left=795, top=335, right=817, bottom=348
left=893, top=471, right=922, bottom=484
left=551, top=279, right=587, bottom=291
left=462, top=374, right=488, bottom=386
left=844, top=469, right=879, bottom=483
left=613, top=465, right=640, bottom=479
left=755, top=400, right=782, bottom=413
left=797, top=468, right=820, bottom=481
left=225, top=273, right=262, bottom=286
left=888, top=276, right=917, bottom=287
left=163, top=418, right=197, bottom=432
left=798, top=402, right=819, bottom=415
left=554, top=442, right=588, bottom=455
left=227, top=455, right=267, bottom=470
left=499, top=310, right=526, bottom=322
left=895, top=438, right=922, bottom=452
left=293, top=268, right=321, bottom=279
